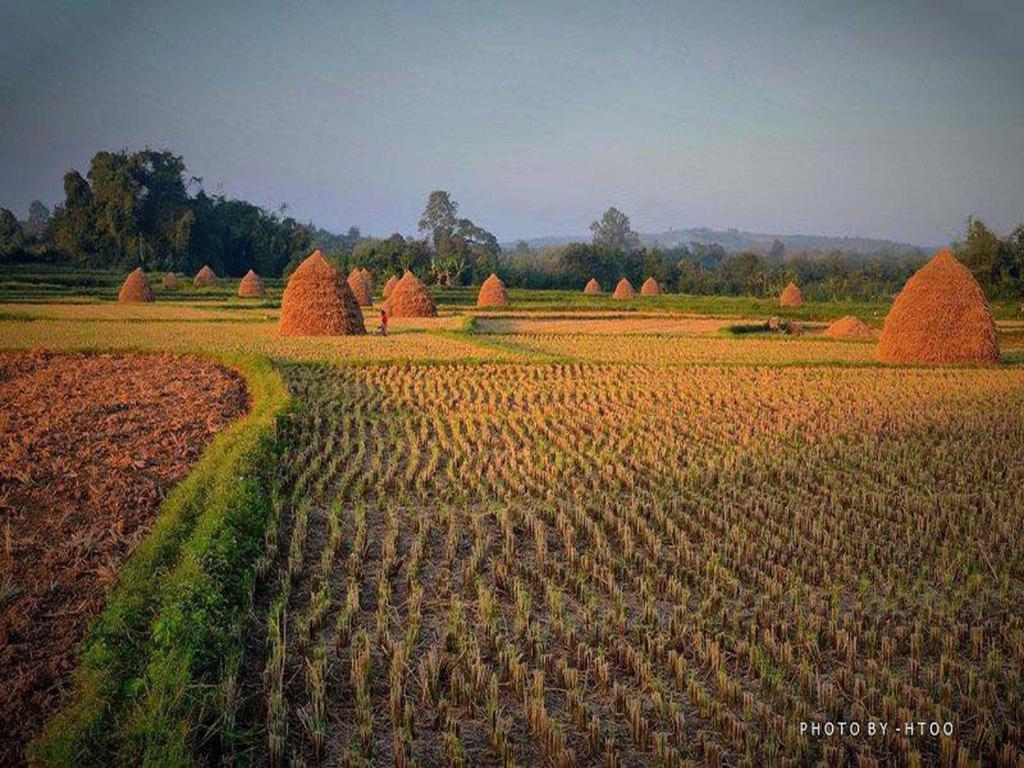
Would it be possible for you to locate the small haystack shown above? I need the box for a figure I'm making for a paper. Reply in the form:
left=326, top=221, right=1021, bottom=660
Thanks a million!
left=584, top=278, right=602, bottom=294
left=359, top=268, right=373, bottom=294
left=780, top=282, right=803, bottom=308
left=384, top=270, right=437, bottom=317
left=348, top=268, right=372, bottom=307
left=194, top=265, right=217, bottom=287
left=640, top=277, right=661, bottom=296
left=118, top=268, right=154, bottom=303
left=876, top=249, right=999, bottom=364
left=477, top=273, right=509, bottom=308
left=613, top=278, right=636, bottom=300
left=824, top=315, right=876, bottom=340
left=383, top=274, right=400, bottom=299
left=238, top=269, right=265, bottom=298
left=161, top=272, right=179, bottom=290
left=279, top=250, right=366, bottom=336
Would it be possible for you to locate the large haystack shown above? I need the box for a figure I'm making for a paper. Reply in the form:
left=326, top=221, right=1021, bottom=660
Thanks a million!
left=876, top=249, right=998, bottom=364
left=348, top=268, right=372, bottom=306
left=824, top=315, right=876, bottom=340
left=279, top=250, right=366, bottom=336
left=640, top=277, right=661, bottom=296
left=780, top=282, right=803, bottom=308
left=384, top=270, right=437, bottom=317
left=383, top=274, right=400, bottom=299
left=161, top=273, right=179, bottom=290
left=584, top=278, right=602, bottom=294
left=118, top=268, right=154, bottom=303
left=613, top=278, right=636, bottom=300
left=476, top=273, right=509, bottom=307
left=359, top=268, right=373, bottom=294
left=194, top=265, right=217, bottom=287
left=237, top=269, right=265, bottom=298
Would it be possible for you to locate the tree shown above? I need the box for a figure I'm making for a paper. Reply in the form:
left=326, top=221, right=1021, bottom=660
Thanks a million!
left=589, top=207, right=640, bottom=252
left=417, top=190, right=499, bottom=284
left=25, top=201, right=51, bottom=236
left=418, top=190, right=458, bottom=251
left=956, top=216, right=1015, bottom=298
left=0, top=208, right=25, bottom=259
left=768, top=238, right=785, bottom=263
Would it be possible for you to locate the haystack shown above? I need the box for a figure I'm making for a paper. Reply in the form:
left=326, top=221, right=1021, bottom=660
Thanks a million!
left=640, top=277, right=661, bottom=296
left=824, top=315, right=876, bottom=340
left=279, top=250, right=366, bottom=336
left=238, top=269, right=265, bottom=298
left=780, top=282, right=803, bottom=308
left=383, top=274, right=399, bottom=299
left=876, top=249, right=998, bottom=364
left=359, top=268, right=373, bottom=294
left=194, top=265, right=217, bottom=287
left=118, top=268, right=154, bottom=303
left=477, top=273, right=509, bottom=307
left=348, top=268, right=372, bottom=307
left=613, top=278, right=636, bottom=300
left=584, top=278, right=602, bottom=294
left=161, top=272, right=179, bottom=290
left=384, top=270, right=437, bottom=317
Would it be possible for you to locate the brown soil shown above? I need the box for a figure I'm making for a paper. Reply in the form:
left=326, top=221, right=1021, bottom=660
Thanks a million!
left=0, top=351, right=248, bottom=764
left=237, top=269, right=266, bottom=298
left=476, top=273, right=509, bottom=307
left=824, top=315, right=877, bottom=340
left=193, top=265, right=217, bottom=287
left=780, top=282, right=803, bottom=308
left=348, top=268, right=372, bottom=307
left=876, top=249, right=999, bottom=364
left=383, top=275, right=399, bottom=299
left=117, top=268, right=153, bottom=303
left=584, top=278, right=602, bottom=294
left=613, top=278, right=636, bottom=299
left=384, top=271, right=437, bottom=318
left=640, top=277, right=661, bottom=296
left=279, top=251, right=367, bottom=336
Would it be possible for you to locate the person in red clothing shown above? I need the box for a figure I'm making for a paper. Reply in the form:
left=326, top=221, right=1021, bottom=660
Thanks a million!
left=378, top=308, right=389, bottom=336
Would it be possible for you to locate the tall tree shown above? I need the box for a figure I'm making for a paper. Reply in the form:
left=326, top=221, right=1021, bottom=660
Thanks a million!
left=589, top=207, right=640, bottom=252
left=0, top=208, right=25, bottom=259
left=418, top=190, right=458, bottom=251
left=25, top=201, right=51, bottom=236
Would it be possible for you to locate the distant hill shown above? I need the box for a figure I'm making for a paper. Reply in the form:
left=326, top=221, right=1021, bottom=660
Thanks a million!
left=504, top=227, right=924, bottom=255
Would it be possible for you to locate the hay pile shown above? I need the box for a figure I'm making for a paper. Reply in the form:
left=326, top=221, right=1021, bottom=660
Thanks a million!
left=613, top=278, right=636, bottom=299
left=238, top=269, right=265, bottom=298
left=640, top=277, right=661, bottom=296
left=383, top=274, right=399, bottom=299
left=476, top=273, right=509, bottom=307
left=161, top=273, right=179, bottom=290
left=824, top=315, right=876, bottom=340
left=780, top=282, right=803, bottom=308
left=118, top=268, right=154, bottom=302
left=384, top=270, right=437, bottom=317
left=194, top=265, right=217, bottom=287
left=348, top=268, right=373, bottom=306
left=584, top=278, right=602, bottom=294
left=876, top=249, right=999, bottom=364
left=359, top=268, right=373, bottom=294
left=279, top=250, right=366, bottom=336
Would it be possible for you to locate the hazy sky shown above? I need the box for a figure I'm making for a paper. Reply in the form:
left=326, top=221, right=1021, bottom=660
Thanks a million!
left=1, top=0, right=1022, bottom=245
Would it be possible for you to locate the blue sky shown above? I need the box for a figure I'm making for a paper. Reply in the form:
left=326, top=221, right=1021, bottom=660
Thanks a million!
left=1, top=0, right=1022, bottom=245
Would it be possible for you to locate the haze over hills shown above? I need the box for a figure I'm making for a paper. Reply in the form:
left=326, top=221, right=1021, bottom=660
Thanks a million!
left=505, top=227, right=925, bottom=255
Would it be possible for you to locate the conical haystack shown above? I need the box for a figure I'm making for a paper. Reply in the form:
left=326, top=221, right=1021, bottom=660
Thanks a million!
left=780, top=282, right=803, bottom=308
left=348, top=267, right=372, bottom=306
left=359, top=268, right=373, bottom=294
left=640, top=277, right=661, bottom=296
left=118, top=268, right=154, bottom=303
left=613, top=278, right=636, bottom=300
left=876, top=249, right=998, bottom=364
left=238, top=269, right=265, bottom=298
left=824, top=315, right=876, bottom=340
left=194, top=265, right=217, bottom=287
left=476, top=273, right=509, bottom=307
left=161, top=273, right=178, bottom=290
left=584, top=278, right=602, bottom=294
left=279, top=250, right=366, bottom=336
left=383, top=274, right=400, bottom=299
left=384, top=270, right=437, bottom=317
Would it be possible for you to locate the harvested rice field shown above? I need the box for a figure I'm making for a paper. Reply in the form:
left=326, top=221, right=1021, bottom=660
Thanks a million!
left=0, top=351, right=248, bottom=764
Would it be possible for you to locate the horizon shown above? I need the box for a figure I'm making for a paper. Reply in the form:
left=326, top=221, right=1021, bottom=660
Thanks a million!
left=2, top=1, right=1023, bottom=246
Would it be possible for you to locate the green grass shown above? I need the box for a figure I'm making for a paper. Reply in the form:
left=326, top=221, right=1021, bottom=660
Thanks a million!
left=30, top=354, right=290, bottom=767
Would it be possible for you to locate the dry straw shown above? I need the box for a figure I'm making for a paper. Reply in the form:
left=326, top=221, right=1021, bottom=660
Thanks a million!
left=876, top=249, right=998, bottom=364
left=194, top=265, right=217, bottom=287
left=348, top=268, right=373, bottom=306
left=279, top=250, right=366, bottom=336
left=161, top=273, right=179, bottom=290
left=780, top=282, right=803, bottom=308
left=640, top=277, right=661, bottom=296
left=118, top=268, right=154, bottom=303
left=384, top=270, right=437, bottom=317
left=476, top=273, right=509, bottom=307
left=383, top=275, right=400, bottom=299
left=237, top=269, right=265, bottom=298
left=613, top=278, right=636, bottom=299
left=584, top=278, right=602, bottom=294
left=824, top=315, right=876, bottom=340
